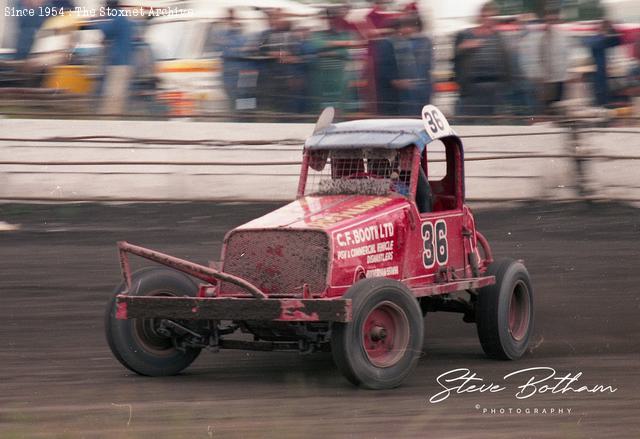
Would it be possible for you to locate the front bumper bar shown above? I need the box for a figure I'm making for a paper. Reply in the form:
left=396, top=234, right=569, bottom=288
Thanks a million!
left=116, top=295, right=353, bottom=323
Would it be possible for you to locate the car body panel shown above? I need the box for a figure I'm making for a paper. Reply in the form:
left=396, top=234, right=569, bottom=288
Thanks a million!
left=216, top=113, right=480, bottom=298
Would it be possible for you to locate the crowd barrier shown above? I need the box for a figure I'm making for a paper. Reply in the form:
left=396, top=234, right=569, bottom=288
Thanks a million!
left=0, top=117, right=638, bottom=204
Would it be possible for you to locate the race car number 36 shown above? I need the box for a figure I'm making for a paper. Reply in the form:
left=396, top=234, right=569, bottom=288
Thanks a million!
left=421, top=105, right=453, bottom=140
left=422, top=220, right=448, bottom=268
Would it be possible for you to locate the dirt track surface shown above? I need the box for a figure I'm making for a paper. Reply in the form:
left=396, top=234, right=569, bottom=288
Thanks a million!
left=1, top=201, right=639, bottom=438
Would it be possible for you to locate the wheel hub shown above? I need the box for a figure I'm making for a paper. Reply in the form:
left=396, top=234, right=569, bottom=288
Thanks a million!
left=508, top=280, right=531, bottom=341
left=370, top=325, right=387, bottom=342
left=362, top=301, right=410, bottom=368
left=132, top=291, right=179, bottom=356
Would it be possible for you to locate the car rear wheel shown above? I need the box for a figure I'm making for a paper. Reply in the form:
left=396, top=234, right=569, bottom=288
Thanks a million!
left=331, top=278, right=424, bottom=389
left=476, top=258, right=534, bottom=360
left=105, top=267, right=202, bottom=376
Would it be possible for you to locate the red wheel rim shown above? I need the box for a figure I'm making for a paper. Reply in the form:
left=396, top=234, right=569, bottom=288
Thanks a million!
left=508, top=280, right=531, bottom=341
left=362, top=301, right=410, bottom=368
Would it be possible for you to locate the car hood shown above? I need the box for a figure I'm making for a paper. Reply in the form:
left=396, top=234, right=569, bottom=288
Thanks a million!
left=235, top=195, right=408, bottom=232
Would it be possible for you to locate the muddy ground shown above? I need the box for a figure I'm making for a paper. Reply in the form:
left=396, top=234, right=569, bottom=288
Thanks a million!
left=0, top=201, right=639, bottom=438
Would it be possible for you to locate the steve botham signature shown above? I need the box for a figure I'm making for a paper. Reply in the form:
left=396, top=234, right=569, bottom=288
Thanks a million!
left=429, top=367, right=618, bottom=403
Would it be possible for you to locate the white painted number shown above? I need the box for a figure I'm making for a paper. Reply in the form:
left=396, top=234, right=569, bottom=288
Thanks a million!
left=435, top=220, right=448, bottom=265
left=421, top=220, right=448, bottom=268
left=421, top=222, right=435, bottom=268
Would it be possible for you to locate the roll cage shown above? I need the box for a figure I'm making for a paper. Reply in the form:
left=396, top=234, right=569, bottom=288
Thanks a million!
left=298, top=118, right=465, bottom=214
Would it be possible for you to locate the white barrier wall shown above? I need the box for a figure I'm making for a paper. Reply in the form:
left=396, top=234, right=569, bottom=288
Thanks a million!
left=0, top=118, right=638, bottom=202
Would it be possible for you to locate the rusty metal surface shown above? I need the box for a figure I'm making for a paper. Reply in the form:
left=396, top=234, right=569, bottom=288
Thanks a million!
left=1, top=202, right=639, bottom=438
left=118, top=241, right=267, bottom=299
left=476, top=231, right=494, bottom=267
left=116, top=295, right=351, bottom=322
left=410, top=276, right=495, bottom=297
left=221, top=229, right=330, bottom=297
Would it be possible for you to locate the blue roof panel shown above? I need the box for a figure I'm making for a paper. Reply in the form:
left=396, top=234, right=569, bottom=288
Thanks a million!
left=305, top=119, right=446, bottom=151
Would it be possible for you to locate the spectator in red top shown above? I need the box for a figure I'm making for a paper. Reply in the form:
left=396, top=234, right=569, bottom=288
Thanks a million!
left=366, top=0, right=402, bottom=33
left=329, top=4, right=360, bottom=35
left=628, top=33, right=640, bottom=101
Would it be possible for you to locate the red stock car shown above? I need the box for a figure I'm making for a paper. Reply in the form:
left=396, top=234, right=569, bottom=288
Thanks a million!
left=106, top=106, right=534, bottom=389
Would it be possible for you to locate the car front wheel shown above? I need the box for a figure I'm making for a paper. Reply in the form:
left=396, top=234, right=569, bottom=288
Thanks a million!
left=331, top=278, right=424, bottom=389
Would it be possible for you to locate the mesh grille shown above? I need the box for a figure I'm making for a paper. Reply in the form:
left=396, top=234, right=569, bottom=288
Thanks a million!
left=222, top=230, right=329, bottom=296
left=306, top=149, right=412, bottom=197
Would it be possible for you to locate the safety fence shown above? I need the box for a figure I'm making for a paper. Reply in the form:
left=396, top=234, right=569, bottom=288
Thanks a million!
left=0, top=118, right=638, bottom=203
left=1, top=81, right=640, bottom=124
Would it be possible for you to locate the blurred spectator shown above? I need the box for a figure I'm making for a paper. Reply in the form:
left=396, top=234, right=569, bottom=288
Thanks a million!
left=503, top=14, right=537, bottom=115
left=329, top=3, right=360, bottom=35
left=303, top=8, right=360, bottom=113
left=519, top=10, right=571, bottom=114
left=14, top=0, right=48, bottom=60
left=0, top=0, right=49, bottom=88
left=257, top=8, right=301, bottom=113
left=220, top=9, right=250, bottom=112
left=366, top=0, right=401, bottom=33
left=453, top=2, right=512, bottom=117
left=130, top=18, right=160, bottom=116
left=628, top=33, right=640, bottom=83
left=583, top=19, right=622, bottom=107
left=629, top=34, right=640, bottom=114
left=371, top=32, right=398, bottom=115
left=518, top=15, right=543, bottom=114
left=391, top=16, right=433, bottom=115
left=540, top=10, right=571, bottom=110
left=362, top=0, right=400, bottom=113
left=89, top=0, right=137, bottom=115
left=327, top=4, right=365, bottom=114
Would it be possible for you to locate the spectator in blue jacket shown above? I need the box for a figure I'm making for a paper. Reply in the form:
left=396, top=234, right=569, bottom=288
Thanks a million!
left=220, top=9, right=250, bottom=112
left=89, top=0, right=137, bottom=115
left=583, top=20, right=622, bottom=107
left=392, top=16, right=433, bottom=116
left=14, top=0, right=47, bottom=60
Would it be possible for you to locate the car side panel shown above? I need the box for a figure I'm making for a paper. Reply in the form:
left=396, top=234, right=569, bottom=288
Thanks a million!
left=402, top=207, right=468, bottom=290
left=326, top=205, right=411, bottom=297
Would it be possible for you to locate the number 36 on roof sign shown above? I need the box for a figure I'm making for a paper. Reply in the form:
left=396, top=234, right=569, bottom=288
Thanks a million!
left=421, top=105, right=454, bottom=140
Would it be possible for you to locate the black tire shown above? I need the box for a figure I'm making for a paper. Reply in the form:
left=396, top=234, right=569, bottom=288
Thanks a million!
left=105, top=267, right=202, bottom=376
left=331, top=278, right=424, bottom=389
left=476, top=258, right=534, bottom=360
